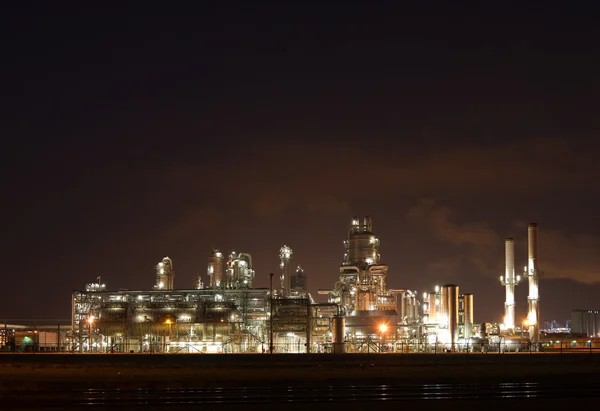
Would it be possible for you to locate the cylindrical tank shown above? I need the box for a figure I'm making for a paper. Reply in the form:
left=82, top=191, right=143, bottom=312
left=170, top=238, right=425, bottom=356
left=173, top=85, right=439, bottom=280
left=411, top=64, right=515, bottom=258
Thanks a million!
left=463, top=293, right=473, bottom=339
left=429, top=291, right=439, bottom=323
left=347, top=233, right=379, bottom=264
left=332, top=315, right=345, bottom=354
left=345, top=216, right=379, bottom=265
left=443, top=284, right=459, bottom=346
left=441, top=287, right=449, bottom=324
left=207, top=249, right=224, bottom=288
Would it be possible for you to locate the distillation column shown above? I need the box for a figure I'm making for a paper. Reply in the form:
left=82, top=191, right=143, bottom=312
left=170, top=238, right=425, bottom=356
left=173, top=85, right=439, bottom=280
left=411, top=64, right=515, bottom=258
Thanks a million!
left=280, top=245, right=293, bottom=296
left=207, top=249, right=224, bottom=288
left=525, top=223, right=540, bottom=343
left=155, top=257, right=174, bottom=290
left=500, top=238, right=519, bottom=330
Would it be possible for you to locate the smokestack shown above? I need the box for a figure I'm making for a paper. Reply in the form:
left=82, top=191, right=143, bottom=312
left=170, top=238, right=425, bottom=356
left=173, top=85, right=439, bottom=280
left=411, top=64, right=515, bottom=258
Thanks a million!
left=525, top=223, right=540, bottom=344
left=503, top=238, right=516, bottom=330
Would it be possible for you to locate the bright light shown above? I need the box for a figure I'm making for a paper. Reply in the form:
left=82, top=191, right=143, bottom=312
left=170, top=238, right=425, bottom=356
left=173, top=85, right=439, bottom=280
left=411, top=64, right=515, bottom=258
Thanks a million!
left=164, top=319, right=172, bottom=324
left=88, top=315, right=95, bottom=324
left=379, top=323, right=388, bottom=333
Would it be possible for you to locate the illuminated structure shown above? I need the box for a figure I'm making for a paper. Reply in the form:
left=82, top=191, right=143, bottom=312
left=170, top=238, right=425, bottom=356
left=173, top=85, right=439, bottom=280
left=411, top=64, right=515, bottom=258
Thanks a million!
left=72, top=250, right=316, bottom=354
left=279, top=245, right=293, bottom=296
left=500, top=238, right=520, bottom=330
left=571, top=310, right=600, bottom=337
left=290, top=266, right=307, bottom=296
left=462, top=293, right=474, bottom=339
left=224, top=252, right=255, bottom=289
left=321, top=216, right=393, bottom=314
left=207, top=249, right=224, bottom=288
left=71, top=216, right=481, bottom=354
left=315, top=216, right=476, bottom=352
left=317, top=216, right=399, bottom=352
left=154, top=257, right=174, bottom=290
left=524, top=223, right=541, bottom=343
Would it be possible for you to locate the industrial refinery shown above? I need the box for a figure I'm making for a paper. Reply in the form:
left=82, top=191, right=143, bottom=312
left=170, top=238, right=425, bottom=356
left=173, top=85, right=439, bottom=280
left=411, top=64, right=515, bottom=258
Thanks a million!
left=63, top=217, right=558, bottom=354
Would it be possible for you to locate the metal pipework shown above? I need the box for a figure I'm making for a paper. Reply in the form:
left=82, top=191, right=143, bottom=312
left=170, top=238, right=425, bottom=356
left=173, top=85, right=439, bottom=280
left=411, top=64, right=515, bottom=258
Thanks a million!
left=524, top=223, right=540, bottom=343
left=499, top=238, right=519, bottom=330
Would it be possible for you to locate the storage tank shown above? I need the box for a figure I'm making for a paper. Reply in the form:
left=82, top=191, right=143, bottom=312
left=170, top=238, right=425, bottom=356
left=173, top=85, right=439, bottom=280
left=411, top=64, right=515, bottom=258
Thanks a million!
left=332, top=315, right=346, bottom=354
left=429, top=289, right=440, bottom=323
left=442, top=284, right=459, bottom=347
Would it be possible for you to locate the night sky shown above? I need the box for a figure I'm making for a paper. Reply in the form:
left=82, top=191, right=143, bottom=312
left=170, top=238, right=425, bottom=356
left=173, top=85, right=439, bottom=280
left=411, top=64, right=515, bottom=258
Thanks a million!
left=2, top=2, right=599, bottom=325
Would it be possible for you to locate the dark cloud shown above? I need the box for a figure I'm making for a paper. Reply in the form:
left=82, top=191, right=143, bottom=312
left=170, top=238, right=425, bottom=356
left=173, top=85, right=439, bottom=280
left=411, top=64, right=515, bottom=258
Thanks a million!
left=407, top=199, right=500, bottom=246
left=1, top=3, right=599, bottom=326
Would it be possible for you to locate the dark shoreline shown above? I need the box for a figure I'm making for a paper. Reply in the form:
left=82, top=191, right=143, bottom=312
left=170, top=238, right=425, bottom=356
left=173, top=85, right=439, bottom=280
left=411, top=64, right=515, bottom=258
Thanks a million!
left=2, top=352, right=600, bottom=391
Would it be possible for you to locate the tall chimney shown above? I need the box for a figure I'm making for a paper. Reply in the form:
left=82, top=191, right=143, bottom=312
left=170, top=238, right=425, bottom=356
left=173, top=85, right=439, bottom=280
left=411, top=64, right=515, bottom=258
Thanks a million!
left=525, top=223, right=540, bottom=344
left=503, top=238, right=516, bottom=330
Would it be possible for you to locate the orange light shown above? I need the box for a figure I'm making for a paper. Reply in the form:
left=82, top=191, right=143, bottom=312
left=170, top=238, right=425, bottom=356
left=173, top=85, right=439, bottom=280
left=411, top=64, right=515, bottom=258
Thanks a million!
left=523, top=319, right=530, bottom=327
left=87, top=315, right=95, bottom=324
left=164, top=319, right=172, bottom=325
left=378, top=323, right=388, bottom=333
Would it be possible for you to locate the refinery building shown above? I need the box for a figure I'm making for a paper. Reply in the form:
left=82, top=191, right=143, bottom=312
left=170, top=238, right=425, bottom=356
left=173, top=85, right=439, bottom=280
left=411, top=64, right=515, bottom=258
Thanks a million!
left=70, top=217, right=546, bottom=353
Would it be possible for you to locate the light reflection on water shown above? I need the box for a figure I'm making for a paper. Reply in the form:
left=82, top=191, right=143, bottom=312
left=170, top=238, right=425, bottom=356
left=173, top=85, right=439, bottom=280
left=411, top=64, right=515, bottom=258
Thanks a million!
left=73, top=381, right=550, bottom=405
